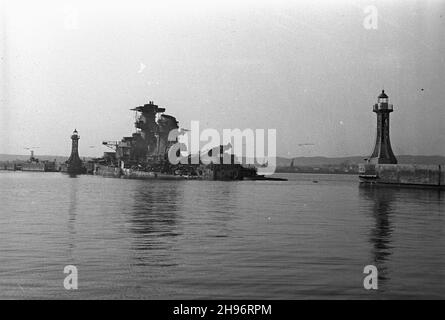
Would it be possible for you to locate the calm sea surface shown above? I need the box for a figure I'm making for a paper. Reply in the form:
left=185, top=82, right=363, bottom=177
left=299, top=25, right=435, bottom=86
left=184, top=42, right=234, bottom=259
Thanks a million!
left=0, top=171, right=444, bottom=299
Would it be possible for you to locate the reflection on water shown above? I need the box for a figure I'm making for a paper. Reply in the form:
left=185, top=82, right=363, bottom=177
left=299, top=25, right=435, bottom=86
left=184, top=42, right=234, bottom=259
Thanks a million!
left=189, top=181, right=240, bottom=239
left=359, top=184, right=444, bottom=291
left=67, top=178, right=79, bottom=258
left=127, top=181, right=184, bottom=267
left=0, top=172, right=444, bottom=299
left=130, top=181, right=182, bottom=240
left=359, top=185, right=395, bottom=284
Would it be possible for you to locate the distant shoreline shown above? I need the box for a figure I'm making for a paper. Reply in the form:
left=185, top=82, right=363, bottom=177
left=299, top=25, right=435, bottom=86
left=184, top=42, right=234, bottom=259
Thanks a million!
left=1, top=153, right=444, bottom=167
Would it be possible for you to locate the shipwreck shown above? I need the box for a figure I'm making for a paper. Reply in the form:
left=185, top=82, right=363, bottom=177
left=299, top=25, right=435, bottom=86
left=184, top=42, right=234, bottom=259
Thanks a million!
left=91, top=101, right=284, bottom=181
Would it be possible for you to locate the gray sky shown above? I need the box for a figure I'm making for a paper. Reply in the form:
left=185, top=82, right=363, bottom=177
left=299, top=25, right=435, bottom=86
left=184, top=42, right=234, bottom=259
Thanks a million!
left=1, top=0, right=445, bottom=158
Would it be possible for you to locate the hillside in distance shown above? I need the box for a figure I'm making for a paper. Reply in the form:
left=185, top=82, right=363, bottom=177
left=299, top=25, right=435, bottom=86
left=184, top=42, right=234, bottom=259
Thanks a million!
left=275, top=155, right=445, bottom=167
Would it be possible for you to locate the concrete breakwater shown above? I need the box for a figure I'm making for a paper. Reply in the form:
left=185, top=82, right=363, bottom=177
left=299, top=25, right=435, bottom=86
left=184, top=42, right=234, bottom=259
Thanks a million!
left=1, top=163, right=18, bottom=171
left=359, top=163, right=445, bottom=188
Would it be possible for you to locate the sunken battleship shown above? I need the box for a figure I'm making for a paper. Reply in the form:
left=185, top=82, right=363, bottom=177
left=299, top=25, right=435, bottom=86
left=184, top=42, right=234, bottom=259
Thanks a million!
left=92, top=101, right=280, bottom=181
left=359, top=90, right=444, bottom=188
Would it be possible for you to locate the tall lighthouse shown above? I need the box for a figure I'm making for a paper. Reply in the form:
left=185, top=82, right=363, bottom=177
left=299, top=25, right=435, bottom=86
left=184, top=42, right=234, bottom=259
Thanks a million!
left=368, top=90, right=397, bottom=164
left=66, top=129, right=84, bottom=174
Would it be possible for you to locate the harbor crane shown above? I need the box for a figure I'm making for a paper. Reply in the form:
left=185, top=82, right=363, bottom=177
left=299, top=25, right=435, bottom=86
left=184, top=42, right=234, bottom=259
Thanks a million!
left=102, top=141, right=119, bottom=150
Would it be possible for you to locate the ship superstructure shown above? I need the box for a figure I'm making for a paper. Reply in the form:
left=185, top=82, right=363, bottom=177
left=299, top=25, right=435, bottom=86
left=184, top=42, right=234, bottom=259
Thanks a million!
left=21, top=149, right=57, bottom=172
left=94, top=100, right=277, bottom=180
left=101, top=101, right=179, bottom=172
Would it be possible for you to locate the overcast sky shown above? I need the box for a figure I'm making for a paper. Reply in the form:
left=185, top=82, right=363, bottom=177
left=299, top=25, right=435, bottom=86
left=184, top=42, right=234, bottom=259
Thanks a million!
left=1, top=0, right=444, bottom=158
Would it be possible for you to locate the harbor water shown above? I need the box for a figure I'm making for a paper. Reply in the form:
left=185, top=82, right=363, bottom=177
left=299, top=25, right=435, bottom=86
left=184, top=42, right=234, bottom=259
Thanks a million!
left=0, top=171, right=444, bottom=299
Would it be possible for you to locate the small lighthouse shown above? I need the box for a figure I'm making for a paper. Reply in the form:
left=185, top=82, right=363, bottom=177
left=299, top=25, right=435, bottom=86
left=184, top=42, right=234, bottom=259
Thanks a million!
left=66, top=129, right=84, bottom=174
left=368, top=90, right=397, bottom=164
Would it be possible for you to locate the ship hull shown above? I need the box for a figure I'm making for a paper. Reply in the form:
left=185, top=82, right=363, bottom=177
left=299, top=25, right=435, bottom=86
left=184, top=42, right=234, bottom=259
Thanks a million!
left=93, top=164, right=122, bottom=178
left=94, top=165, right=188, bottom=180
left=93, top=164, right=264, bottom=181
left=244, top=176, right=288, bottom=181
left=22, top=162, right=57, bottom=172
left=122, top=169, right=187, bottom=180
